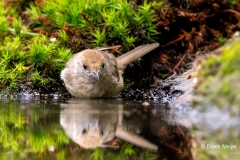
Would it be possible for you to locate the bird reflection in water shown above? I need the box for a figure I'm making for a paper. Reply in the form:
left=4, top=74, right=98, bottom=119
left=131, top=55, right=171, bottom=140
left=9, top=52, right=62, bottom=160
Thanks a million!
left=60, top=99, right=157, bottom=150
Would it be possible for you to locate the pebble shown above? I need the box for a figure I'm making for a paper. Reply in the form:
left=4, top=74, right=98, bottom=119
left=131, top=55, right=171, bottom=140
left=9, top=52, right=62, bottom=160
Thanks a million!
left=142, top=101, right=150, bottom=106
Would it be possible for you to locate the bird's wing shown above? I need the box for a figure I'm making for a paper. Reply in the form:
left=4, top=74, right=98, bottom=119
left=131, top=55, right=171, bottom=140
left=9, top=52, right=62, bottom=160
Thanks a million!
left=116, top=43, right=159, bottom=72
left=100, top=51, right=121, bottom=83
left=95, top=45, right=121, bottom=51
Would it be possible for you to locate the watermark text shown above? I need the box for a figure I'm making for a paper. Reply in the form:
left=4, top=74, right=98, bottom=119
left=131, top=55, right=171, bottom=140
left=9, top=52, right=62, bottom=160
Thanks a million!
left=201, top=144, right=237, bottom=150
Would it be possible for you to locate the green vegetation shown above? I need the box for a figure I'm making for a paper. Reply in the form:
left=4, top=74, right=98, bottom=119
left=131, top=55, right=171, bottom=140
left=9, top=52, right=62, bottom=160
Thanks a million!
left=0, top=34, right=72, bottom=90
left=227, top=0, right=237, bottom=5
left=215, top=35, right=228, bottom=45
left=194, top=38, right=240, bottom=112
left=0, top=0, right=161, bottom=92
left=192, top=35, right=240, bottom=160
left=26, top=0, right=160, bottom=46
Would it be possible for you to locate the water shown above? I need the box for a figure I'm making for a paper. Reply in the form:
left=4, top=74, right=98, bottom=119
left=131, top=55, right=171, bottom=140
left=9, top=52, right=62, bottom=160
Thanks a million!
left=0, top=96, right=239, bottom=160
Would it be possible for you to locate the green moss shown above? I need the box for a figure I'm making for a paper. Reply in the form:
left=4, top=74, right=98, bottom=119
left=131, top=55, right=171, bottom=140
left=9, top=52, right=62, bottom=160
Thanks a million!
left=26, top=0, right=160, bottom=48
left=0, top=0, right=160, bottom=91
left=0, top=33, right=72, bottom=90
left=91, top=28, right=107, bottom=47
left=58, top=30, right=68, bottom=43
left=194, top=39, right=240, bottom=112
left=227, top=0, right=237, bottom=5
left=28, top=36, right=54, bottom=67
left=0, top=2, right=9, bottom=35
left=215, top=35, right=228, bottom=45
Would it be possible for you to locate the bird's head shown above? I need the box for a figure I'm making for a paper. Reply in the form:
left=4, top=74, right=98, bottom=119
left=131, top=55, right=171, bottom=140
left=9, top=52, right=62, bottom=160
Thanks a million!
left=76, top=49, right=105, bottom=80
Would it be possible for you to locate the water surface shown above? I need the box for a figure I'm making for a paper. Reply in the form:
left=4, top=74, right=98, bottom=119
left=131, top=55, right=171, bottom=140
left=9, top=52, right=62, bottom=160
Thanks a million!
left=0, top=96, right=239, bottom=160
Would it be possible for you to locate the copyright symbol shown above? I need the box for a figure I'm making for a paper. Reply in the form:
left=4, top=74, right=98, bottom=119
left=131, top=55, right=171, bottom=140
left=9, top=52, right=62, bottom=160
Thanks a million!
left=201, top=144, right=205, bottom=149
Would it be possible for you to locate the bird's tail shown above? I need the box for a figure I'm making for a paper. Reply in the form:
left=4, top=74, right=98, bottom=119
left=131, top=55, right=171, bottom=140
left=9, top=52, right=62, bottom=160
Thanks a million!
left=117, top=42, right=159, bottom=72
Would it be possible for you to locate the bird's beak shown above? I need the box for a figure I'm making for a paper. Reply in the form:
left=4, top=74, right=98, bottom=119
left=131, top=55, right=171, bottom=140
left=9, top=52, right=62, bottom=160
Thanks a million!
left=92, top=71, right=100, bottom=80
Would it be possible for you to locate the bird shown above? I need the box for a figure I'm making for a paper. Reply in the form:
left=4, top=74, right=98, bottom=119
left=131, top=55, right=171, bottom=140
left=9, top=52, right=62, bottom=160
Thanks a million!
left=60, top=99, right=158, bottom=150
left=61, top=43, right=159, bottom=98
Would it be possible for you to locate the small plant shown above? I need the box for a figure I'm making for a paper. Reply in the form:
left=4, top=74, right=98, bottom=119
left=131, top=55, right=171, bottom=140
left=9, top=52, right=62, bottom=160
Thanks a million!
left=56, top=149, right=66, bottom=160
left=122, top=143, right=135, bottom=156
left=91, top=28, right=107, bottom=47
left=58, top=30, right=68, bottom=43
left=91, top=148, right=103, bottom=160
left=54, top=47, right=72, bottom=72
left=30, top=70, right=48, bottom=85
left=123, top=77, right=132, bottom=89
left=124, top=36, right=136, bottom=50
left=215, top=35, right=228, bottom=45
left=227, top=0, right=237, bottom=5
left=111, top=20, right=129, bottom=39
left=143, top=151, right=157, bottom=160
left=11, top=18, right=22, bottom=36
left=28, top=35, right=54, bottom=68
left=27, top=3, right=43, bottom=26
left=0, top=67, right=10, bottom=89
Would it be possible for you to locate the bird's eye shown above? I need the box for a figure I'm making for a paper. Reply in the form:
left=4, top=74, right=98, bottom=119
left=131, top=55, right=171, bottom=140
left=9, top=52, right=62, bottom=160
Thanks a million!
left=82, top=129, right=87, bottom=134
left=83, top=64, right=88, bottom=70
left=101, top=63, right=105, bottom=68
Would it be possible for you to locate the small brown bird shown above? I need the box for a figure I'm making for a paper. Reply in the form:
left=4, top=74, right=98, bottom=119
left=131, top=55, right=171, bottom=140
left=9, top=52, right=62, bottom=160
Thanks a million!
left=61, top=43, right=159, bottom=98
